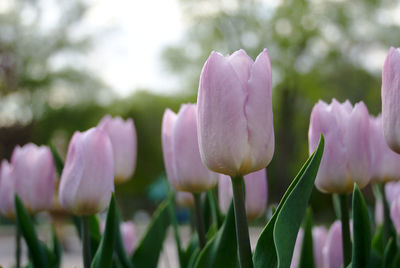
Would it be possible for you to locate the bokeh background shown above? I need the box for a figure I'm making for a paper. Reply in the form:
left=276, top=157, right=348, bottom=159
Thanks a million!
left=0, top=0, right=399, bottom=223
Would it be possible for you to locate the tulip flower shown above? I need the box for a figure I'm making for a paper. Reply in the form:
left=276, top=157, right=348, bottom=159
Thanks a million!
left=98, top=115, right=137, bottom=183
left=175, top=191, right=194, bottom=207
left=59, top=127, right=114, bottom=216
left=197, top=49, right=274, bottom=177
left=385, top=181, right=400, bottom=205
left=219, top=168, right=268, bottom=220
left=369, top=115, right=400, bottom=182
left=390, top=197, right=400, bottom=235
left=291, top=226, right=328, bottom=268
left=382, top=47, right=400, bottom=154
left=308, top=99, right=371, bottom=193
left=0, top=160, right=15, bottom=218
left=323, top=221, right=343, bottom=268
left=161, top=105, right=218, bottom=193
left=12, top=143, right=55, bottom=214
left=120, top=221, right=137, bottom=255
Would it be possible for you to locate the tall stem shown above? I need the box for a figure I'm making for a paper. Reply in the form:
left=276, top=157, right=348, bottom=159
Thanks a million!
left=207, top=190, right=220, bottom=228
left=81, top=216, right=92, bottom=268
left=15, top=225, right=21, bottom=268
left=339, top=194, right=351, bottom=267
left=231, top=176, right=253, bottom=268
left=378, top=183, right=395, bottom=243
left=193, top=193, right=206, bottom=249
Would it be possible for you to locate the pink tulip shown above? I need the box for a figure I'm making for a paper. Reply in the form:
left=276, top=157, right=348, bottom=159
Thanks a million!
left=120, top=221, right=137, bottom=255
left=100, top=220, right=137, bottom=255
left=175, top=191, right=194, bottom=207
left=369, top=115, right=400, bottom=182
left=0, top=160, right=15, bottom=218
left=12, top=143, right=55, bottom=214
left=290, top=226, right=327, bottom=268
left=59, top=128, right=114, bottom=216
left=309, top=99, right=371, bottom=193
left=323, top=220, right=353, bottom=268
left=161, top=104, right=218, bottom=193
left=391, top=197, right=400, bottom=235
left=382, top=47, right=400, bottom=153
left=98, top=115, right=137, bottom=183
left=218, top=169, right=267, bottom=220
left=197, top=49, right=274, bottom=177
left=385, top=181, right=400, bottom=204
left=161, top=109, right=178, bottom=188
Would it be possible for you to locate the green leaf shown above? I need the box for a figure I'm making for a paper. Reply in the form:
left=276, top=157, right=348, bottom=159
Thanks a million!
left=49, top=143, right=64, bottom=177
left=51, top=227, right=62, bottom=268
left=182, top=235, right=199, bottom=268
left=298, top=208, right=314, bottom=268
left=382, top=238, right=397, bottom=268
left=91, top=194, right=117, bottom=268
left=352, top=185, right=371, bottom=268
left=194, top=203, right=239, bottom=268
left=253, top=135, right=324, bottom=268
left=114, top=204, right=134, bottom=268
left=14, top=195, right=49, bottom=268
left=132, top=199, right=171, bottom=268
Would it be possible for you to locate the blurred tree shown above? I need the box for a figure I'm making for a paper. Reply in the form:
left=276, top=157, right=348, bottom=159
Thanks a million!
left=161, top=0, right=400, bottom=221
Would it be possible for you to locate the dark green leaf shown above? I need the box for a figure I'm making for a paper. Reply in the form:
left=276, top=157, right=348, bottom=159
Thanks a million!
left=352, top=185, right=371, bottom=268
left=194, top=203, right=239, bottom=268
left=91, top=194, right=117, bottom=268
left=51, top=227, right=62, bottom=268
left=132, top=199, right=171, bottom=268
left=49, top=143, right=64, bottom=177
left=382, top=238, right=397, bottom=268
left=14, top=195, right=49, bottom=268
left=115, top=204, right=134, bottom=268
left=253, top=135, right=324, bottom=268
left=298, top=208, right=314, bottom=268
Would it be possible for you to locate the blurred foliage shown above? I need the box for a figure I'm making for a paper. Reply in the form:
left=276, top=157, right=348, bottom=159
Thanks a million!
left=1, top=0, right=400, bottom=219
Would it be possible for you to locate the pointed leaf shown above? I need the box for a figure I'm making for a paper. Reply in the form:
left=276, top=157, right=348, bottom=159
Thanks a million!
left=132, top=199, right=171, bottom=268
left=298, top=209, right=314, bottom=268
left=91, top=194, right=117, bottom=268
left=254, top=135, right=324, bottom=268
left=352, top=185, right=371, bottom=268
left=49, top=143, right=64, bottom=177
left=14, top=195, right=49, bottom=268
left=382, top=238, right=397, bottom=268
left=51, top=227, right=62, bottom=268
left=194, top=203, right=238, bottom=268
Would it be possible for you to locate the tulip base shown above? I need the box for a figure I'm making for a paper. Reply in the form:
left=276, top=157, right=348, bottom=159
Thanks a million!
left=231, top=175, right=253, bottom=268
left=81, top=216, right=92, bottom=268
left=193, top=193, right=207, bottom=249
left=339, top=194, right=351, bottom=267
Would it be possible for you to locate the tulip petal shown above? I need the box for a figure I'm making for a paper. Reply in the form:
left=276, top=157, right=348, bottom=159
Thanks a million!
left=161, top=109, right=178, bottom=187
left=197, top=51, right=249, bottom=175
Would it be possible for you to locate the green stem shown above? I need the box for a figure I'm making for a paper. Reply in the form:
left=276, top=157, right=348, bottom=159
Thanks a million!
left=339, top=194, right=351, bottom=267
left=168, top=193, right=184, bottom=263
left=231, top=176, right=253, bottom=268
left=378, top=183, right=395, bottom=243
left=16, top=225, right=21, bottom=268
left=193, top=193, right=207, bottom=249
left=207, top=190, right=220, bottom=228
left=81, top=216, right=92, bottom=268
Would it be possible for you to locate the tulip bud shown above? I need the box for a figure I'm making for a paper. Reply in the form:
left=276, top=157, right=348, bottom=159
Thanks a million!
left=290, top=226, right=327, bottom=268
left=0, top=160, right=15, bottom=218
left=323, top=220, right=353, bottom=268
left=197, top=49, right=274, bottom=177
left=375, top=198, right=383, bottom=226
left=391, top=197, right=400, bottom=235
left=120, top=221, right=137, bottom=255
left=175, top=191, right=194, bottom=207
left=161, top=104, right=218, bottom=193
left=382, top=47, right=400, bottom=153
left=308, top=99, right=371, bottom=193
left=369, top=115, right=400, bottom=182
left=98, top=115, right=137, bottom=183
left=219, top=169, right=267, bottom=220
left=385, top=181, right=400, bottom=205
left=59, top=128, right=114, bottom=216
left=12, top=143, right=55, bottom=214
